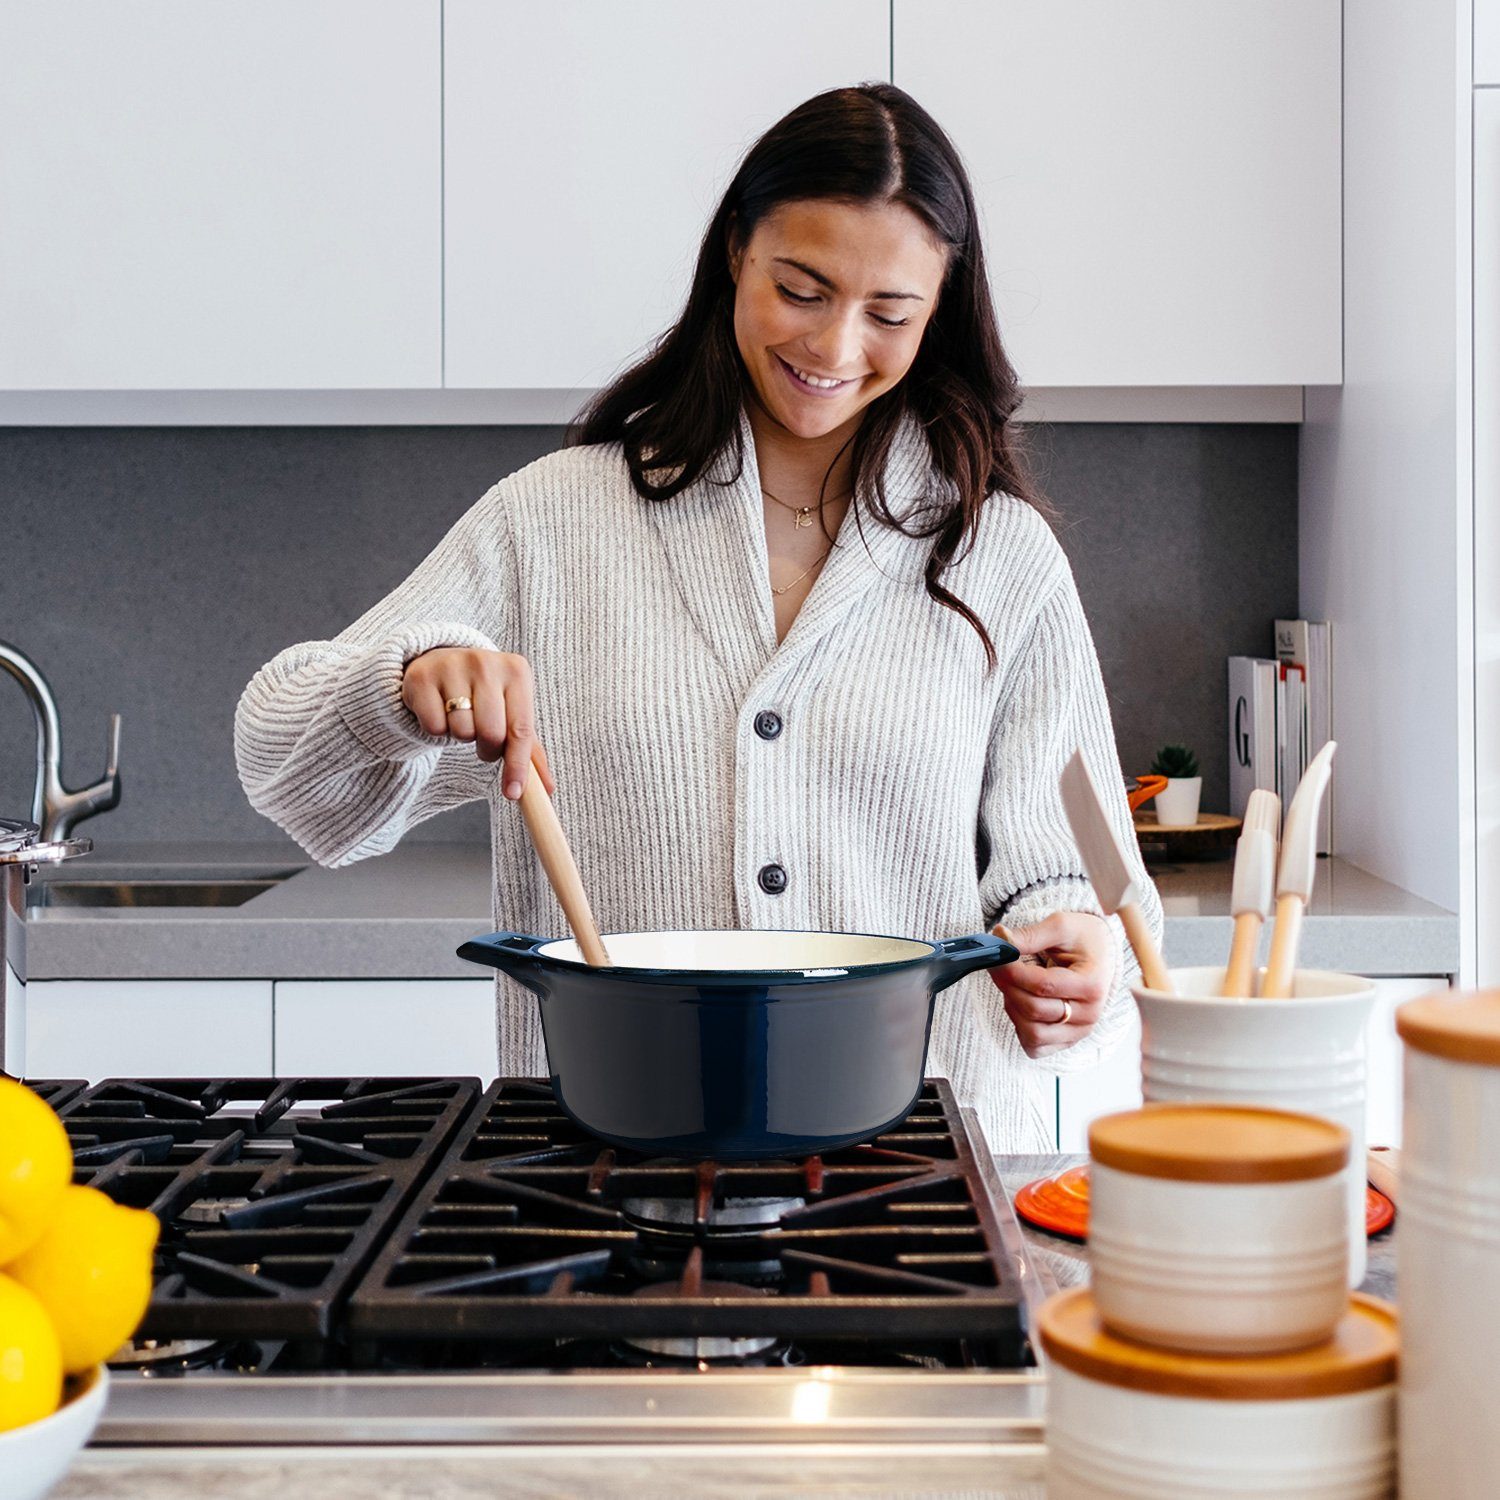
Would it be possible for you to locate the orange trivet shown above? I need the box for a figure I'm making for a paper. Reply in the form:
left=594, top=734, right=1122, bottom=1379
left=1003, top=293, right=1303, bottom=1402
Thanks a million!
left=1015, top=1165, right=1396, bottom=1241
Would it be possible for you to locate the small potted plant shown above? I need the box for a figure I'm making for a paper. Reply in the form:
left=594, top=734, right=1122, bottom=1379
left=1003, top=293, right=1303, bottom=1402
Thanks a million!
left=1150, top=744, right=1202, bottom=827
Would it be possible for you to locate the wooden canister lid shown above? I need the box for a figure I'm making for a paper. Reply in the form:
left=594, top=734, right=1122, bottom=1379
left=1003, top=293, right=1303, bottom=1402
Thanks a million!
left=1396, top=989, right=1500, bottom=1067
left=1088, top=1103, right=1350, bottom=1183
left=1038, top=1288, right=1397, bottom=1400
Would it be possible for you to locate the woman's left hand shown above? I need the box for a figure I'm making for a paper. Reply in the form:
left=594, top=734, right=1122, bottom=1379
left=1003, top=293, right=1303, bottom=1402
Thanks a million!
left=988, top=911, right=1116, bottom=1058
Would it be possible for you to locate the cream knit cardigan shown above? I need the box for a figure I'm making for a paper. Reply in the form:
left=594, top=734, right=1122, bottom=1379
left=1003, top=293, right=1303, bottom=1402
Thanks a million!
left=234, top=406, right=1163, bottom=1152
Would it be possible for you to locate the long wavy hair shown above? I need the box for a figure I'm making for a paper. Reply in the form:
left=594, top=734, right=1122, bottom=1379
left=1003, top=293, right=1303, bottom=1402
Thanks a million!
left=568, top=82, right=1043, bottom=665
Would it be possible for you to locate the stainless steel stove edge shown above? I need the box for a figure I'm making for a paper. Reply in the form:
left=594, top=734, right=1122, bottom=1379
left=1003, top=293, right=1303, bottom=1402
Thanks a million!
left=95, top=1368, right=1046, bottom=1447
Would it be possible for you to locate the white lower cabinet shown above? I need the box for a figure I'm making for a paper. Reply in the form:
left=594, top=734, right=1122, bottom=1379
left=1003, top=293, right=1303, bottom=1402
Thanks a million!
left=1054, top=975, right=1451, bottom=1151
left=24, top=980, right=273, bottom=1081
left=273, top=980, right=498, bottom=1080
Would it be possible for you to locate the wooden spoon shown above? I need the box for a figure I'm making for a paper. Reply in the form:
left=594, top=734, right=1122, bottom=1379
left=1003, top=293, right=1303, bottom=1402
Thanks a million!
left=516, top=764, right=611, bottom=966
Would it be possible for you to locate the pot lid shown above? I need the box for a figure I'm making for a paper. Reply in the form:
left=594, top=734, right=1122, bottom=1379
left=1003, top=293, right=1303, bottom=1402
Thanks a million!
left=1396, top=989, right=1500, bottom=1068
left=1039, top=1287, right=1397, bottom=1400
left=1089, top=1103, right=1350, bottom=1184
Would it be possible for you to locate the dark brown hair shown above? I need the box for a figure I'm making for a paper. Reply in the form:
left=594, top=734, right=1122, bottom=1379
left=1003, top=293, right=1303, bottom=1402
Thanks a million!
left=568, top=82, right=1043, bottom=665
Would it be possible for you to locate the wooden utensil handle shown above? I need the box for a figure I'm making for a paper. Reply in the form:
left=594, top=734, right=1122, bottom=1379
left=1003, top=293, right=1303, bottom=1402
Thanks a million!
left=517, top=767, right=611, bottom=967
left=1261, top=893, right=1303, bottom=999
left=1119, top=902, right=1172, bottom=993
left=1221, top=911, right=1262, bottom=997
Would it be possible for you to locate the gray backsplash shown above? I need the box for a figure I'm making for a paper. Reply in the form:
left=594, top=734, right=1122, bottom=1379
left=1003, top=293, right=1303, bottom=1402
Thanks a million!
left=0, top=422, right=1295, bottom=855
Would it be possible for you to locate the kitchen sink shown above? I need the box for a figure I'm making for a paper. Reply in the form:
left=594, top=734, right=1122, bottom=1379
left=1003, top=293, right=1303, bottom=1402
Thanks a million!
left=29, top=872, right=300, bottom=909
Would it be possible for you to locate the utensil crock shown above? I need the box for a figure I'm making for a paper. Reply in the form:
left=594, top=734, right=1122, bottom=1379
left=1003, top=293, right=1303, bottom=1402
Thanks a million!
left=1132, top=965, right=1377, bottom=1287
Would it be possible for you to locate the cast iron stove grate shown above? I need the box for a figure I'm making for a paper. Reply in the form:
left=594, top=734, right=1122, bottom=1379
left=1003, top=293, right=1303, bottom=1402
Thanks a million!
left=21, top=1077, right=87, bottom=1111
left=44, top=1076, right=480, bottom=1340
left=349, top=1078, right=1026, bottom=1358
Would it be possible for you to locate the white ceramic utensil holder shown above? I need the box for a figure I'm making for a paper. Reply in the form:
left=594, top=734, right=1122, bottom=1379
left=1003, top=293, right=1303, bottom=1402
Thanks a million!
left=1395, top=989, right=1500, bottom=1500
left=1042, top=1289, right=1397, bottom=1500
left=1132, top=966, right=1377, bottom=1288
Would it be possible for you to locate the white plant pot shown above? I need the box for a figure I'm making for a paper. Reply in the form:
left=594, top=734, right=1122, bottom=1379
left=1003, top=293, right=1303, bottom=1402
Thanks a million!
left=1152, top=776, right=1202, bottom=827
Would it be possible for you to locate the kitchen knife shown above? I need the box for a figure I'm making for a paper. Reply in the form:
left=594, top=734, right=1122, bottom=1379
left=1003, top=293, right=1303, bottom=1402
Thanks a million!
left=1260, top=739, right=1337, bottom=999
left=1220, top=788, right=1281, bottom=996
left=1059, top=748, right=1173, bottom=993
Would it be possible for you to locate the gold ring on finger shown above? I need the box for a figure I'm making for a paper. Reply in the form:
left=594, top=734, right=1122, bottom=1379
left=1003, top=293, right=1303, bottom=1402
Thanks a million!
left=1059, top=999, right=1073, bottom=1025
left=444, top=695, right=473, bottom=715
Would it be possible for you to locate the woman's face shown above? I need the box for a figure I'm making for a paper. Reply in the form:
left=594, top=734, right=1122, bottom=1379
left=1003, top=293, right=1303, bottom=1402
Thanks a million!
left=728, top=198, right=949, bottom=444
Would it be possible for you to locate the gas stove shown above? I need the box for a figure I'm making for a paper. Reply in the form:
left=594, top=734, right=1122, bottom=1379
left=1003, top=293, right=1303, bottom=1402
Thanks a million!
left=27, top=1075, right=1052, bottom=1447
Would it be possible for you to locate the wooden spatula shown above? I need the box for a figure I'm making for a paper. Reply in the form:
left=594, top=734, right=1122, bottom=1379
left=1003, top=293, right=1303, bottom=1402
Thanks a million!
left=1221, top=788, right=1281, bottom=996
left=517, top=765, right=611, bottom=966
left=1059, top=748, right=1172, bottom=993
left=1261, top=740, right=1337, bottom=999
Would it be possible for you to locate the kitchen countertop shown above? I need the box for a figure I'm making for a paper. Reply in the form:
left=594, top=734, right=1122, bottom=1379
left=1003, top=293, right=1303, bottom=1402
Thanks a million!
left=49, top=1152, right=1395, bottom=1498
left=21, top=840, right=1459, bottom=981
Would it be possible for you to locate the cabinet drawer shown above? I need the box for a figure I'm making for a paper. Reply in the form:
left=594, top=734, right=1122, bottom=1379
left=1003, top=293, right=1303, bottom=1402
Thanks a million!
left=24, top=980, right=273, bottom=1081
left=274, top=980, right=498, bottom=1079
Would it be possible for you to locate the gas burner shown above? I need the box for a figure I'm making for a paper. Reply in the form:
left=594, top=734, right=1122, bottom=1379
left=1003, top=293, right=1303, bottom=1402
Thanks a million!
left=108, top=1336, right=266, bottom=1375
left=617, top=1280, right=780, bottom=1363
left=178, top=1196, right=253, bottom=1224
left=621, top=1194, right=805, bottom=1233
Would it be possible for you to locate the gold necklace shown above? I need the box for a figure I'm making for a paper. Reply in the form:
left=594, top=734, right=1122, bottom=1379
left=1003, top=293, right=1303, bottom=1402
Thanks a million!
left=761, top=484, right=852, bottom=530
left=770, top=543, right=835, bottom=597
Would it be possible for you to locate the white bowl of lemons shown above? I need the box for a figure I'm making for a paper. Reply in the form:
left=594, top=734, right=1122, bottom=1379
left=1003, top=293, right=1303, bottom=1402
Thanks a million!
left=0, top=1364, right=108, bottom=1500
left=1, top=1077, right=159, bottom=1498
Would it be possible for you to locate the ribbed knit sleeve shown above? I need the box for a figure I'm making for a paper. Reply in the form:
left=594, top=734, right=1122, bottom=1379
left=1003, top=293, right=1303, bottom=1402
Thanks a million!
left=976, top=553, right=1164, bottom=1075
left=233, top=481, right=517, bottom=867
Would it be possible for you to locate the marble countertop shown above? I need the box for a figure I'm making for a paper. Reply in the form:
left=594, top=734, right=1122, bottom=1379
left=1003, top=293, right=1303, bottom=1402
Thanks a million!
left=21, top=840, right=1459, bottom=981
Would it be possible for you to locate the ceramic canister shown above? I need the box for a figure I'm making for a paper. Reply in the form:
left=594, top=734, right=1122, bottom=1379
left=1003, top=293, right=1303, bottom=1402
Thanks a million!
left=1132, top=966, right=1377, bottom=1288
left=1088, top=1103, right=1351, bottom=1355
left=1395, top=988, right=1500, bottom=1500
left=1040, top=1287, right=1398, bottom=1500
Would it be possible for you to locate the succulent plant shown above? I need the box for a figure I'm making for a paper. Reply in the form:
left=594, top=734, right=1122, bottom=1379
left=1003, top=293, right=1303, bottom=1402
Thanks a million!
left=1150, top=743, right=1200, bottom=779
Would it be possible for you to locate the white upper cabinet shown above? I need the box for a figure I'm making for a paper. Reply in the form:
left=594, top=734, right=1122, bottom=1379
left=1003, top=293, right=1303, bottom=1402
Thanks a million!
left=0, top=1, right=441, bottom=390
left=443, top=1, right=890, bottom=392
left=1480, top=0, right=1500, bottom=87
left=893, top=1, right=1342, bottom=387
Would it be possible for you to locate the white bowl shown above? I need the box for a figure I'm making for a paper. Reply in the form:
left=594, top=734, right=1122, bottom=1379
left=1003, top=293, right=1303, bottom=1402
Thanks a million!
left=0, top=1365, right=108, bottom=1500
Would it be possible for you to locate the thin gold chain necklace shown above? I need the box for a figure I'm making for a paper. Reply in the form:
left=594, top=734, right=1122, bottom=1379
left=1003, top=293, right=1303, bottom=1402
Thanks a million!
left=770, top=542, right=836, bottom=597
left=760, top=483, right=852, bottom=530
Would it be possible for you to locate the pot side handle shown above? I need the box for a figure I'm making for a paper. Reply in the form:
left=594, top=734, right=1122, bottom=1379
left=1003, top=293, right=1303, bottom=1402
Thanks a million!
left=456, top=931, right=553, bottom=996
left=930, top=932, right=1019, bottom=992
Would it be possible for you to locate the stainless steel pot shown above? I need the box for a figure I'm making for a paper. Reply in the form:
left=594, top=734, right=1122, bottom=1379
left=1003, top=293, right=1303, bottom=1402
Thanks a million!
left=0, top=817, right=91, bottom=1074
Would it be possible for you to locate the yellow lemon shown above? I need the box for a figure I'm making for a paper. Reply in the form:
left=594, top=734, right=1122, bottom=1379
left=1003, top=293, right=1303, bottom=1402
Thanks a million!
left=0, top=1077, right=71, bottom=1262
left=0, top=1272, right=62, bottom=1431
left=6, top=1185, right=159, bottom=1374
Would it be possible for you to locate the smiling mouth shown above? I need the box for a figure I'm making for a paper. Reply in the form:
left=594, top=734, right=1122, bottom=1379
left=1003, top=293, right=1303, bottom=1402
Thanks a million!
left=775, top=353, right=859, bottom=393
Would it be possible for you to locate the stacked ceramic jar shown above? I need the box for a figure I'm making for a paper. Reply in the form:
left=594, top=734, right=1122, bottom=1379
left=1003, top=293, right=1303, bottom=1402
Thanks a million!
left=1039, top=1103, right=1399, bottom=1500
left=1394, top=989, right=1500, bottom=1500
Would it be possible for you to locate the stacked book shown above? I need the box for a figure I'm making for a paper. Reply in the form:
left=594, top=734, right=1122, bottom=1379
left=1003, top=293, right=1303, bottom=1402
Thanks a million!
left=1227, top=619, right=1332, bottom=854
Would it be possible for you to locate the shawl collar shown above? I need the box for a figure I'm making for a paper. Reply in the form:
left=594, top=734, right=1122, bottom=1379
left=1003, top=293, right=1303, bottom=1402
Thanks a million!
left=642, top=405, right=938, bottom=698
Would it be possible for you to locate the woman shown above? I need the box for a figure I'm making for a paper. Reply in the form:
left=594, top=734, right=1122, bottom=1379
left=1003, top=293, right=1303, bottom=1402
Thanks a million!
left=235, top=83, right=1161, bottom=1152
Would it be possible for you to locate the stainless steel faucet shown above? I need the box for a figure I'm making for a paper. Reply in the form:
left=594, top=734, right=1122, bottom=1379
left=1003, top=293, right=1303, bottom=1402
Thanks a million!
left=0, top=641, right=121, bottom=841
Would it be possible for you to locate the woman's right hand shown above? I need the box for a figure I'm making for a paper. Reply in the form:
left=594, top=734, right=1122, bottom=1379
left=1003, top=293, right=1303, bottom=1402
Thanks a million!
left=401, top=647, right=555, bottom=802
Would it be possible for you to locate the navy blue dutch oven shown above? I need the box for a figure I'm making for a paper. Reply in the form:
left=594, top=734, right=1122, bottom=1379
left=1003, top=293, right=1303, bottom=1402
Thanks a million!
left=456, top=928, right=1018, bottom=1159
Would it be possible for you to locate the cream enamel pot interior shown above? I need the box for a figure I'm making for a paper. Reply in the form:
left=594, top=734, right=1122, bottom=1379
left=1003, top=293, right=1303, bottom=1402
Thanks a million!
left=458, top=928, right=1017, bottom=1159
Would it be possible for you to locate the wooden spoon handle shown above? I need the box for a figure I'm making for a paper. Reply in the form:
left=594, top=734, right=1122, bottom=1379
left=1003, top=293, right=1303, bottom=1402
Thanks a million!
left=1261, top=892, right=1304, bottom=998
left=1119, top=901, right=1172, bottom=993
left=1221, top=911, right=1262, bottom=997
left=516, top=766, right=611, bottom=966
